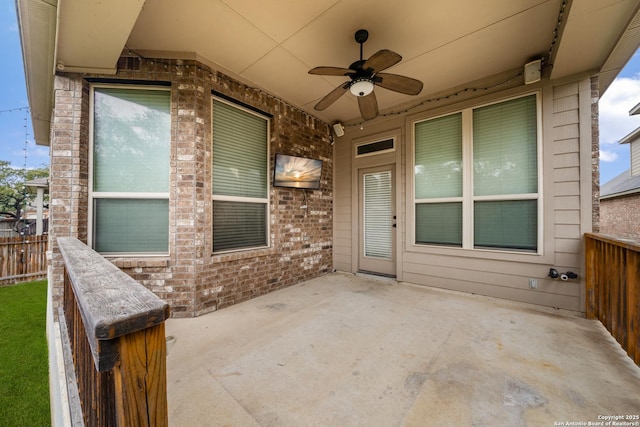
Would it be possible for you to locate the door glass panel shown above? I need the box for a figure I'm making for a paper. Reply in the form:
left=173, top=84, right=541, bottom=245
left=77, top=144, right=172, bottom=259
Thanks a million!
left=364, top=171, right=392, bottom=259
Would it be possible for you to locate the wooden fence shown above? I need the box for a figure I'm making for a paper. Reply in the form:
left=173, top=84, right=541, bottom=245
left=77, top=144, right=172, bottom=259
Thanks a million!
left=0, top=236, right=48, bottom=285
left=585, top=233, right=640, bottom=366
left=58, top=237, right=170, bottom=426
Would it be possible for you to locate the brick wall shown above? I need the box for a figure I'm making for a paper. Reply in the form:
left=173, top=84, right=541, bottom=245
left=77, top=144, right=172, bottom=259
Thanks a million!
left=49, top=55, right=333, bottom=317
left=599, top=193, right=640, bottom=241
left=48, top=76, right=90, bottom=305
left=591, top=75, right=600, bottom=233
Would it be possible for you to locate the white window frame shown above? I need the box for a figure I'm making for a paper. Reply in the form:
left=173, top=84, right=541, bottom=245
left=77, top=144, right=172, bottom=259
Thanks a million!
left=410, top=91, right=543, bottom=255
left=88, top=84, right=171, bottom=256
left=211, top=96, right=271, bottom=254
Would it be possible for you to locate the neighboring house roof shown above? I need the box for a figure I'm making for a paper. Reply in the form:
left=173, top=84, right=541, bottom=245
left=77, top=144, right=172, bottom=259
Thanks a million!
left=600, top=169, right=640, bottom=199
left=15, top=0, right=640, bottom=147
left=601, top=100, right=640, bottom=199
left=620, top=125, right=640, bottom=145
left=25, top=176, right=50, bottom=196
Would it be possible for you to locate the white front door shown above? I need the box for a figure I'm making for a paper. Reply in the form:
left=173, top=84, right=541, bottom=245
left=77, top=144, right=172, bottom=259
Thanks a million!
left=358, top=165, right=396, bottom=276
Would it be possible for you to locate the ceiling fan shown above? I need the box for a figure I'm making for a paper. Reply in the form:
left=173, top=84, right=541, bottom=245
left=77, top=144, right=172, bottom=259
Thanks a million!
left=309, top=29, right=423, bottom=120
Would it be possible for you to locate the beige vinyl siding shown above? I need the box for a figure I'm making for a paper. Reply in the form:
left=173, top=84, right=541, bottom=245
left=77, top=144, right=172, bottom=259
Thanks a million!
left=400, top=253, right=581, bottom=311
left=551, top=81, right=584, bottom=305
left=333, top=140, right=352, bottom=272
left=333, top=74, right=593, bottom=313
left=632, top=140, right=640, bottom=176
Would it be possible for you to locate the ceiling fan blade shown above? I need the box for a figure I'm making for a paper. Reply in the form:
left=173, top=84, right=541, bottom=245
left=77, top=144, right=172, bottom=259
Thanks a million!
left=309, top=66, right=355, bottom=76
left=358, top=92, right=379, bottom=120
left=362, top=49, right=402, bottom=73
left=375, top=73, right=423, bottom=95
left=314, top=83, right=349, bottom=111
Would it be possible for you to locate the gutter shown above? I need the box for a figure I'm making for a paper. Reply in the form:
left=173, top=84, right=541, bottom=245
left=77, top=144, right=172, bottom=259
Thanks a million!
left=14, top=0, right=58, bottom=147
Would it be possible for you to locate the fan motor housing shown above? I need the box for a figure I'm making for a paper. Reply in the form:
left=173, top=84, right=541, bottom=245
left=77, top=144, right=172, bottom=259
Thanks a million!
left=355, top=29, right=369, bottom=44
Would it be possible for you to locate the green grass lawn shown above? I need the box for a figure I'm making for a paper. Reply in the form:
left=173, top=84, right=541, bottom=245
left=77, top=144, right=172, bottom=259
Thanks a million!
left=0, top=280, right=50, bottom=426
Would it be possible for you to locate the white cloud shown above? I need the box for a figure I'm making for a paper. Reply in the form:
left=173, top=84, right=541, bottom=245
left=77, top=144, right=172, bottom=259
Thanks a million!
left=599, top=74, right=640, bottom=145
left=599, top=150, right=619, bottom=162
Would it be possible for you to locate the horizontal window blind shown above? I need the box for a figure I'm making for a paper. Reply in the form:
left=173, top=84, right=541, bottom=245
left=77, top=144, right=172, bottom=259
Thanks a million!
left=213, top=201, right=267, bottom=251
left=212, top=98, right=269, bottom=253
left=415, top=113, right=462, bottom=199
left=93, top=88, right=170, bottom=193
left=93, top=199, right=169, bottom=253
left=212, top=100, right=267, bottom=198
left=364, top=171, right=392, bottom=259
left=91, top=87, right=170, bottom=254
left=415, top=202, right=462, bottom=246
left=473, top=95, right=537, bottom=196
left=474, top=200, right=537, bottom=251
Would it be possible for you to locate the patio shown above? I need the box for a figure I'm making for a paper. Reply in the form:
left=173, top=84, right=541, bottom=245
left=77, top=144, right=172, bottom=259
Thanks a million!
left=165, top=273, right=640, bottom=426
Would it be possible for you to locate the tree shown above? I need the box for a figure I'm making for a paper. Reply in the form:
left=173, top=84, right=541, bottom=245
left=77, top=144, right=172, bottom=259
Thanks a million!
left=0, top=160, right=49, bottom=221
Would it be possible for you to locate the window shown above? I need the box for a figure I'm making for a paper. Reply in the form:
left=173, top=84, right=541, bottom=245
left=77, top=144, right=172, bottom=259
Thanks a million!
left=90, top=86, right=171, bottom=254
left=356, top=138, right=395, bottom=157
left=212, top=98, right=269, bottom=253
left=413, top=94, right=539, bottom=252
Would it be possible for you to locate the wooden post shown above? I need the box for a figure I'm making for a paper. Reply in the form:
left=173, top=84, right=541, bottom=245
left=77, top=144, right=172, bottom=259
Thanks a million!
left=114, top=324, right=168, bottom=427
left=35, top=187, right=44, bottom=236
left=585, top=234, right=596, bottom=319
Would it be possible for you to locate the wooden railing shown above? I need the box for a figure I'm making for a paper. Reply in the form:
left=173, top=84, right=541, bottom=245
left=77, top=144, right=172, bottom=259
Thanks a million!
left=58, top=237, right=170, bottom=426
left=0, top=236, right=48, bottom=285
left=585, top=233, right=640, bottom=366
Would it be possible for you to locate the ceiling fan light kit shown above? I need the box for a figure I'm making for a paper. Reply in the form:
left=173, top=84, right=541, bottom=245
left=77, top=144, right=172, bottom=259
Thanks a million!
left=309, top=29, right=424, bottom=120
left=350, top=79, right=374, bottom=97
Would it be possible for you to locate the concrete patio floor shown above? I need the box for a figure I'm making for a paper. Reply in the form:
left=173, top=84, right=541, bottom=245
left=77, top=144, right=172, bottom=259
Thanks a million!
left=165, top=273, right=640, bottom=426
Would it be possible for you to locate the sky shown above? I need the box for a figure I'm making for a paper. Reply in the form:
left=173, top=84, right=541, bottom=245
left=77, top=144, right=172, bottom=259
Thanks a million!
left=0, top=0, right=49, bottom=170
left=1, top=1, right=640, bottom=182
left=598, top=50, right=640, bottom=182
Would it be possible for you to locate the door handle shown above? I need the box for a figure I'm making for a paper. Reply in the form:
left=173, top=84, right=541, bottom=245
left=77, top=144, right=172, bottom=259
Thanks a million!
left=392, top=224, right=397, bottom=228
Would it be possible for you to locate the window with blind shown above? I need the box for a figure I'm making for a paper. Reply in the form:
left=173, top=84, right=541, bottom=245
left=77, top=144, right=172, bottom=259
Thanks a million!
left=90, top=86, right=171, bottom=254
left=415, top=113, right=463, bottom=246
left=413, top=94, right=539, bottom=252
left=212, top=98, right=269, bottom=253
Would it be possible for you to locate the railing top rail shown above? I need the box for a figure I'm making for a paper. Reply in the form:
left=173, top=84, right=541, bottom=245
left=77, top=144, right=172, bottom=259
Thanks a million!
left=0, top=235, right=48, bottom=244
left=584, top=232, right=640, bottom=252
left=58, top=237, right=170, bottom=370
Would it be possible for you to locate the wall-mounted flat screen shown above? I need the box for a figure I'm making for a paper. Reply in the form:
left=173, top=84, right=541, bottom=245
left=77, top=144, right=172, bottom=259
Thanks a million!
left=273, top=153, right=323, bottom=190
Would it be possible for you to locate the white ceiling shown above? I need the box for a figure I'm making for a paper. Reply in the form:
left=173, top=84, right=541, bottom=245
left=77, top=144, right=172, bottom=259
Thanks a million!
left=16, top=0, right=640, bottom=144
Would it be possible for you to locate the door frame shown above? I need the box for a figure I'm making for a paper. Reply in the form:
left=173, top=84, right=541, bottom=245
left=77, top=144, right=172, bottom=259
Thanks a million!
left=350, top=128, right=403, bottom=279
left=358, top=165, right=396, bottom=276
